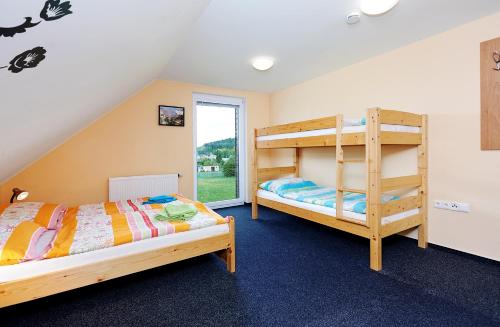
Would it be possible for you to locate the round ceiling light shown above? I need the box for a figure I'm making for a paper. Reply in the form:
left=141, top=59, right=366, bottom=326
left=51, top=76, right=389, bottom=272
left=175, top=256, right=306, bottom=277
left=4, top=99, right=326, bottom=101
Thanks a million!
left=360, top=0, right=399, bottom=16
left=251, top=56, right=275, bottom=71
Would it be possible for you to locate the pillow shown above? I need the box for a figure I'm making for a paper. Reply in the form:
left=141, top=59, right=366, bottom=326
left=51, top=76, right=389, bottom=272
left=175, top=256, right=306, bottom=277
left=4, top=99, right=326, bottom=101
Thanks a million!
left=260, top=178, right=302, bottom=192
left=260, top=178, right=317, bottom=195
left=343, top=118, right=366, bottom=126
left=0, top=202, right=66, bottom=230
left=0, top=220, right=54, bottom=265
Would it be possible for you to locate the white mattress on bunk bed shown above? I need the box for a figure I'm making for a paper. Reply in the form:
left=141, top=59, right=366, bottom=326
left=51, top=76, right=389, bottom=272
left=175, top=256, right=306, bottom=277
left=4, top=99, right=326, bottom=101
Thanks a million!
left=257, top=189, right=419, bottom=225
left=0, top=224, right=229, bottom=282
left=256, top=124, right=420, bottom=141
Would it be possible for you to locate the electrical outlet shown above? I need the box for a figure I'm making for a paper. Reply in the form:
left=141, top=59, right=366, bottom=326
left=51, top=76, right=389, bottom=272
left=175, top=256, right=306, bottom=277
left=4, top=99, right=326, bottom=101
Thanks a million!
left=434, top=200, right=471, bottom=213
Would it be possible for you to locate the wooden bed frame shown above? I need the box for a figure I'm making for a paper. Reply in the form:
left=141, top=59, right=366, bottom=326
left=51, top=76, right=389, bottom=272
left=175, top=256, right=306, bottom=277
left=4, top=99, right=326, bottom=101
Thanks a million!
left=252, top=108, right=428, bottom=271
left=0, top=217, right=235, bottom=308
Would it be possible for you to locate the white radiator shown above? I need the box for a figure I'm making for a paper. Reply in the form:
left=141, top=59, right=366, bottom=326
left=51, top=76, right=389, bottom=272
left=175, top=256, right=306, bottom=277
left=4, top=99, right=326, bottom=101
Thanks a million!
left=108, top=174, right=179, bottom=201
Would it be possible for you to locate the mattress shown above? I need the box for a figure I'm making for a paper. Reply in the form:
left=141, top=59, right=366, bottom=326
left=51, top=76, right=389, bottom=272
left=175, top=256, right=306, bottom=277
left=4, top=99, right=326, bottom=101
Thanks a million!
left=256, top=124, right=420, bottom=141
left=0, top=224, right=229, bottom=282
left=257, top=189, right=419, bottom=225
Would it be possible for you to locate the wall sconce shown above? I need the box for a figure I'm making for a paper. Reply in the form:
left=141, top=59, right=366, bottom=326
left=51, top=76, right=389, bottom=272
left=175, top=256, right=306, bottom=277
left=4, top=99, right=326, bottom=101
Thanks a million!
left=10, top=188, right=29, bottom=203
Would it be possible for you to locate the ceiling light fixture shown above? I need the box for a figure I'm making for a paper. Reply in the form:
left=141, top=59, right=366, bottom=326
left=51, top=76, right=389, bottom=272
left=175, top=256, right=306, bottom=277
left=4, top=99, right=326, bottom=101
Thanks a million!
left=360, top=0, right=399, bottom=16
left=251, top=56, right=274, bottom=71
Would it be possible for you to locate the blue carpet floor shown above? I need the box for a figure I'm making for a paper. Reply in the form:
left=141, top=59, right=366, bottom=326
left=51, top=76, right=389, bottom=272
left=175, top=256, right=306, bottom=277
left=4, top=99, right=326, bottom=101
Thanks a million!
left=2, top=205, right=500, bottom=326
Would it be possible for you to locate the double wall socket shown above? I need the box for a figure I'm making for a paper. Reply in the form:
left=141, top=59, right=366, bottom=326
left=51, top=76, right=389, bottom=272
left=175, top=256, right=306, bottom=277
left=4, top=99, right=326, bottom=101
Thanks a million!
left=434, top=200, right=471, bottom=213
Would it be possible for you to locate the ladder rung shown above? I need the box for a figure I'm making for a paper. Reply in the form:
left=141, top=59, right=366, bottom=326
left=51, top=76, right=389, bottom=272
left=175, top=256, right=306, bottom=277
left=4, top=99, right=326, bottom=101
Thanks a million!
left=339, top=188, right=366, bottom=194
left=339, top=159, right=365, bottom=163
left=335, top=215, right=368, bottom=226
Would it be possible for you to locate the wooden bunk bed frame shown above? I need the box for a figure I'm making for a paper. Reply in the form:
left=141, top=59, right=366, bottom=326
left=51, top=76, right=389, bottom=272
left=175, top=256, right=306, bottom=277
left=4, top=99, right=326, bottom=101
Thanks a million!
left=252, top=108, right=428, bottom=271
left=0, top=218, right=235, bottom=308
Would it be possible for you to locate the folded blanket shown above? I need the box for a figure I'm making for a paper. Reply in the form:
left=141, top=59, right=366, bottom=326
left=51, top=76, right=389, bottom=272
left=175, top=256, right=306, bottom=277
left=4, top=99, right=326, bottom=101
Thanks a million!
left=166, top=203, right=198, bottom=219
left=155, top=204, right=198, bottom=222
left=142, top=195, right=176, bottom=205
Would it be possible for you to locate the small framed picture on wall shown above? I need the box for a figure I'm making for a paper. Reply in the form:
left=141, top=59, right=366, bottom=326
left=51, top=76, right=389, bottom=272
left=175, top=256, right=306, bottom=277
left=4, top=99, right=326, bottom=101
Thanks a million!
left=159, top=105, right=185, bottom=127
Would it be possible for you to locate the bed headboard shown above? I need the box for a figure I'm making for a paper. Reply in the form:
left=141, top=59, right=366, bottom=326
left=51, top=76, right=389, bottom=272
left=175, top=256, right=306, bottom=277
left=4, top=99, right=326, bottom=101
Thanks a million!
left=108, top=174, right=179, bottom=201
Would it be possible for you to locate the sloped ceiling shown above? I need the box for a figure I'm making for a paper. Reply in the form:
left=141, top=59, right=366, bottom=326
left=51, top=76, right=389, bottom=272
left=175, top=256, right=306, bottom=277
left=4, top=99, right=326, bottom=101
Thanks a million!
left=162, top=0, right=500, bottom=92
left=0, top=0, right=210, bottom=182
left=2, top=0, right=500, bottom=183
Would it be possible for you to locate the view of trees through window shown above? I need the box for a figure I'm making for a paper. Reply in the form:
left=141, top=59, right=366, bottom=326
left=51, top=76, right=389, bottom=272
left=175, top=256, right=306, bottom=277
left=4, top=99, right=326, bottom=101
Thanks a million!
left=196, top=104, right=238, bottom=203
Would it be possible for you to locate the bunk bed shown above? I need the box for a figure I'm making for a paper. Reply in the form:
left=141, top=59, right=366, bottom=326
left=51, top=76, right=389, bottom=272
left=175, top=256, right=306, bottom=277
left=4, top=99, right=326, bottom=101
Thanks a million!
left=252, top=108, right=428, bottom=271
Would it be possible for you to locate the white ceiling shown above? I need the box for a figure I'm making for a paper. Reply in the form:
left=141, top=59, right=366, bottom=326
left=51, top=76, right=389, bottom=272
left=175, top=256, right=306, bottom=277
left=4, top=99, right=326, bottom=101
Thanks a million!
left=162, top=0, right=500, bottom=92
left=0, top=0, right=210, bottom=182
left=2, top=0, right=500, bottom=182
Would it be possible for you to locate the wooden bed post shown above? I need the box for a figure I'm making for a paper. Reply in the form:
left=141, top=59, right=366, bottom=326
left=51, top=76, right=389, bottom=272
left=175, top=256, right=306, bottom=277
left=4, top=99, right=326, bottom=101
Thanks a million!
left=252, top=128, right=259, bottom=219
left=417, top=115, right=428, bottom=248
left=335, top=114, right=344, bottom=218
left=367, top=108, right=382, bottom=271
left=226, top=217, right=236, bottom=272
left=218, top=217, right=236, bottom=272
left=294, top=148, right=301, bottom=177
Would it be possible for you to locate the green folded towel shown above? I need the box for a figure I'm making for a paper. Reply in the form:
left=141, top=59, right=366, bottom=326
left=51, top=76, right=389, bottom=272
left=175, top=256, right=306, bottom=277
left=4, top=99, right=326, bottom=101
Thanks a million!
left=155, top=204, right=198, bottom=222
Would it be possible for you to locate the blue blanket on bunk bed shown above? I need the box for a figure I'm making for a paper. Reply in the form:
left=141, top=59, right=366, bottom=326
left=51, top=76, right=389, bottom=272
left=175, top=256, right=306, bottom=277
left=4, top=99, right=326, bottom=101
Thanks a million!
left=260, top=178, right=397, bottom=214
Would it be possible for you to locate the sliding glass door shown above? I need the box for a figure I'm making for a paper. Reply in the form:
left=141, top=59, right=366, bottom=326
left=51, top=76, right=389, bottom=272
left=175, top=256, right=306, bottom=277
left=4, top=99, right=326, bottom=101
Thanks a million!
left=193, top=93, right=246, bottom=209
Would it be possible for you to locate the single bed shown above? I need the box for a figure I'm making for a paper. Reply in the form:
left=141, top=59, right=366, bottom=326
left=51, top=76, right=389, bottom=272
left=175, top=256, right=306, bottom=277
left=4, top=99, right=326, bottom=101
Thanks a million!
left=257, top=189, right=420, bottom=225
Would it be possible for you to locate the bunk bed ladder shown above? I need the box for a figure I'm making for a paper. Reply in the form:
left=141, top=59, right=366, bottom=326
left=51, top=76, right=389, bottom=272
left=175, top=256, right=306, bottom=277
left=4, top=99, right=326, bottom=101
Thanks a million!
left=335, top=114, right=368, bottom=226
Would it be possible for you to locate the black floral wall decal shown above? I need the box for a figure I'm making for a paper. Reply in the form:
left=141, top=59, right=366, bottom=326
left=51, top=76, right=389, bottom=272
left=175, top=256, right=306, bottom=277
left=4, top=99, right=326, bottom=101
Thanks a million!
left=0, top=17, right=41, bottom=38
left=40, top=0, right=73, bottom=21
left=0, top=47, right=47, bottom=73
left=0, top=0, right=72, bottom=38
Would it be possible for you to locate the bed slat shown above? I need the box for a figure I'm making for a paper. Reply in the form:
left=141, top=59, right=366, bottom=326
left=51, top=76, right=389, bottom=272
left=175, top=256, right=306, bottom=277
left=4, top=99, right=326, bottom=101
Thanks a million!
left=257, top=134, right=337, bottom=148
left=380, top=213, right=423, bottom=237
left=381, top=175, right=422, bottom=192
left=380, top=109, right=423, bottom=127
left=256, top=131, right=421, bottom=149
left=381, top=195, right=422, bottom=217
left=380, top=132, right=422, bottom=145
left=339, top=188, right=366, bottom=194
left=257, top=166, right=296, bottom=182
left=256, top=116, right=336, bottom=137
left=257, top=166, right=296, bottom=176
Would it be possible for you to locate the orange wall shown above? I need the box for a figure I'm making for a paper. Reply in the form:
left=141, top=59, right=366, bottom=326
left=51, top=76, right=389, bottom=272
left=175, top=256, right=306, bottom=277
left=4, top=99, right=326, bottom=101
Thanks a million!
left=0, top=80, right=270, bottom=206
left=270, top=13, right=500, bottom=261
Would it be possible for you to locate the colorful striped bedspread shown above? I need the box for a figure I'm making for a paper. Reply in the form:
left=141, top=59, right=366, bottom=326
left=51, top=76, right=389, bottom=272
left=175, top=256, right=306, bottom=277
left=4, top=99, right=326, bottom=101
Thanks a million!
left=46, top=195, right=228, bottom=259
left=260, top=179, right=397, bottom=214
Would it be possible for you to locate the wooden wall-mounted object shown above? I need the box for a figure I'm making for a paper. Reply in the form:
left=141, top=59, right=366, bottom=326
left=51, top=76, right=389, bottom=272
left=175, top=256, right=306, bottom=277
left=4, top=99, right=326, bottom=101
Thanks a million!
left=480, top=36, right=500, bottom=150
